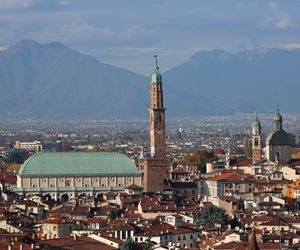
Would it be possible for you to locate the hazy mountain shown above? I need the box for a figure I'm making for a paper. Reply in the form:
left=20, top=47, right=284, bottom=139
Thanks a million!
left=0, top=39, right=149, bottom=119
left=164, top=48, right=300, bottom=116
left=0, top=40, right=299, bottom=119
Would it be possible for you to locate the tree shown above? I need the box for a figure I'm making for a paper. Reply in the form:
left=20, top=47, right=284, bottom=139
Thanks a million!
left=177, top=149, right=216, bottom=167
left=5, top=149, right=29, bottom=164
left=108, top=208, right=123, bottom=219
left=243, top=136, right=252, bottom=158
left=198, top=205, right=229, bottom=228
left=120, top=238, right=137, bottom=250
left=143, top=238, right=155, bottom=250
left=229, top=216, right=241, bottom=229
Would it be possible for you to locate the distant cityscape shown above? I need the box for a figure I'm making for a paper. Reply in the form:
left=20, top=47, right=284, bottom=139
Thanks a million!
left=0, top=55, right=299, bottom=250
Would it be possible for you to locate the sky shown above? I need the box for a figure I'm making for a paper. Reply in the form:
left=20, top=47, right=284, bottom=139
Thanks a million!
left=0, top=0, right=299, bottom=75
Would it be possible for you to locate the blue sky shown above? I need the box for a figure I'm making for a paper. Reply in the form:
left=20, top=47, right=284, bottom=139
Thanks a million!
left=0, top=0, right=299, bottom=75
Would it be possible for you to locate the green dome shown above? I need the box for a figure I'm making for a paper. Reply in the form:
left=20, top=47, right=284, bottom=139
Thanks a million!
left=19, top=152, right=139, bottom=177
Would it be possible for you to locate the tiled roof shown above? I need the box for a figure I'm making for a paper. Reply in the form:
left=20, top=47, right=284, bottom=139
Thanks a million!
left=40, top=236, right=117, bottom=249
left=209, top=173, right=243, bottom=182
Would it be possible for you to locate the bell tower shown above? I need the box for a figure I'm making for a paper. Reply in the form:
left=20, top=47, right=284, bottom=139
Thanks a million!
left=150, top=55, right=166, bottom=160
left=252, top=116, right=262, bottom=163
left=139, top=56, right=166, bottom=193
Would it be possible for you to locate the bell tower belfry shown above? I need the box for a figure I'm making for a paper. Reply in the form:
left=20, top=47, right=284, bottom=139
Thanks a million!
left=252, top=116, right=262, bottom=163
left=139, top=56, right=166, bottom=193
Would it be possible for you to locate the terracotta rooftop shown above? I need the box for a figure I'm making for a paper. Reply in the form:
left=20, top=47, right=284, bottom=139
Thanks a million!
left=40, top=236, right=117, bottom=249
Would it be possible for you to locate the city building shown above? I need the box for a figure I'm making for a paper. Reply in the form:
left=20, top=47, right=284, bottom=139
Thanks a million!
left=14, top=152, right=142, bottom=201
left=266, top=108, right=291, bottom=163
left=15, top=140, right=43, bottom=152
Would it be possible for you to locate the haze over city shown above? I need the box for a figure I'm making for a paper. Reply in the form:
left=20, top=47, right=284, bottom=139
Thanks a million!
left=0, top=1, right=300, bottom=250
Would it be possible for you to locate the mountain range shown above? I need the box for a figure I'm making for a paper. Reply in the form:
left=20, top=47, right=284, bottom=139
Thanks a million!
left=0, top=40, right=299, bottom=119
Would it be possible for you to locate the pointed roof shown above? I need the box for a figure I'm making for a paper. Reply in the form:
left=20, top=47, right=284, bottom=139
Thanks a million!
left=252, top=116, right=261, bottom=133
left=248, top=229, right=259, bottom=250
left=151, top=55, right=162, bottom=83
left=139, top=147, right=144, bottom=160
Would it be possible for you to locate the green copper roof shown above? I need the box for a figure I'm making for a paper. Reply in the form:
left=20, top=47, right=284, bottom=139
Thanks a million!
left=19, top=152, right=139, bottom=177
left=252, top=117, right=261, bottom=132
left=151, top=55, right=162, bottom=83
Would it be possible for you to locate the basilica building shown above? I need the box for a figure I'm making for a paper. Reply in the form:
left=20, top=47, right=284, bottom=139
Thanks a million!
left=15, top=152, right=142, bottom=201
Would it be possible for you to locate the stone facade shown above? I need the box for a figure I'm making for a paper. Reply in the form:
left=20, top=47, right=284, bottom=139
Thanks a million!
left=16, top=175, right=141, bottom=201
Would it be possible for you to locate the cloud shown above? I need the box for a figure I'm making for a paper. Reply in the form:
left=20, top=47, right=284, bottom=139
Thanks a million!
left=282, top=43, right=300, bottom=49
left=0, top=46, right=7, bottom=51
left=258, top=2, right=297, bottom=29
left=59, top=1, right=70, bottom=6
left=0, top=0, right=36, bottom=10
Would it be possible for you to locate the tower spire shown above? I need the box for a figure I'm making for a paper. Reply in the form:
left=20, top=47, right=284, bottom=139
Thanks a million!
left=154, top=55, right=158, bottom=67
left=273, top=105, right=283, bottom=130
left=151, top=55, right=161, bottom=83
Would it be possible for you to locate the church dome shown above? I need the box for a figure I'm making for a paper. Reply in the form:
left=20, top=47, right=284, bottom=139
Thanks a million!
left=266, top=130, right=290, bottom=146
left=19, top=152, right=139, bottom=177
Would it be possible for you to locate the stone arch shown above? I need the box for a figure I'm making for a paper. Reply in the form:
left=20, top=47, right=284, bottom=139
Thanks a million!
left=61, top=193, right=69, bottom=203
left=96, top=193, right=103, bottom=200
left=78, top=193, right=87, bottom=198
left=45, top=194, right=52, bottom=201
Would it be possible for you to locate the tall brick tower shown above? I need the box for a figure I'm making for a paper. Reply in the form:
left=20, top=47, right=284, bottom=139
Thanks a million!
left=252, top=116, right=262, bottom=163
left=139, top=56, right=166, bottom=193
left=150, top=55, right=166, bottom=160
